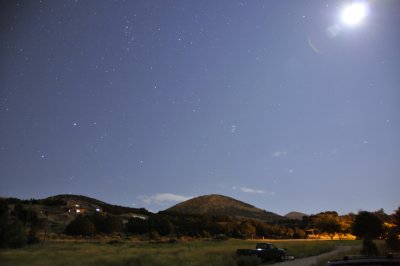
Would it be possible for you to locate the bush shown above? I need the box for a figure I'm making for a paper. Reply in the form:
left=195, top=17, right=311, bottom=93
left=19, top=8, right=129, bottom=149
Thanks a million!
left=149, top=231, right=160, bottom=240
left=65, top=215, right=96, bottom=236
left=102, top=215, right=123, bottom=233
left=27, top=228, right=40, bottom=245
left=386, top=229, right=400, bottom=251
left=126, top=217, right=149, bottom=234
left=3, top=220, right=27, bottom=248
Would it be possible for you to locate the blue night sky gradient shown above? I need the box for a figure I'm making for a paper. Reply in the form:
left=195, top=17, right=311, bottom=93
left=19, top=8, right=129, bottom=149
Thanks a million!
left=1, top=0, right=399, bottom=215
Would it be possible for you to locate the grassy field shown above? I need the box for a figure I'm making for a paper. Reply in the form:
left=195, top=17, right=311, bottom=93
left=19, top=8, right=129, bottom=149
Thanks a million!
left=0, top=239, right=361, bottom=266
left=314, top=240, right=392, bottom=266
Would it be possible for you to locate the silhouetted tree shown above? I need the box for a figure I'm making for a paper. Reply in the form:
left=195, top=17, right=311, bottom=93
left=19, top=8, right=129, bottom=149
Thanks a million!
left=255, top=222, right=270, bottom=238
left=0, top=201, right=42, bottom=248
left=352, top=211, right=383, bottom=239
left=386, top=207, right=400, bottom=250
left=393, top=207, right=400, bottom=228
left=0, top=199, right=10, bottom=248
left=89, top=212, right=105, bottom=232
left=0, top=199, right=8, bottom=216
left=292, top=228, right=306, bottom=239
left=238, top=221, right=256, bottom=239
left=337, top=214, right=354, bottom=239
left=374, top=209, right=390, bottom=224
left=148, top=215, right=173, bottom=236
left=12, top=204, right=38, bottom=227
left=65, top=215, right=96, bottom=236
left=102, top=215, right=123, bottom=233
left=1, top=220, right=26, bottom=248
left=222, top=219, right=239, bottom=237
left=313, top=212, right=341, bottom=240
left=126, top=217, right=149, bottom=234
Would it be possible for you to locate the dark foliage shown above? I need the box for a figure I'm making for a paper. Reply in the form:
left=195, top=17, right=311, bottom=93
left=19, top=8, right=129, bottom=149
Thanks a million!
left=65, top=215, right=96, bottom=236
left=5, top=197, right=23, bottom=204
left=386, top=229, right=400, bottom=251
left=65, top=213, right=123, bottom=235
left=12, top=203, right=38, bottom=227
left=90, top=213, right=123, bottom=234
left=312, top=212, right=341, bottom=239
left=4, top=197, right=66, bottom=207
left=125, top=212, right=300, bottom=239
left=352, top=211, right=384, bottom=239
left=386, top=207, right=400, bottom=251
left=0, top=200, right=42, bottom=248
left=2, top=220, right=27, bottom=248
left=0, top=199, right=10, bottom=247
left=27, top=228, right=40, bottom=244
left=41, top=198, right=66, bottom=206
left=148, top=215, right=173, bottom=236
left=126, top=217, right=149, bottom=234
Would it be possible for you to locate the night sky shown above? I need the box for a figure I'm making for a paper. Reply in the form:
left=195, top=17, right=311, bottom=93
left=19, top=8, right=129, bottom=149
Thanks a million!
left=1, top=0, right=399, bottom=215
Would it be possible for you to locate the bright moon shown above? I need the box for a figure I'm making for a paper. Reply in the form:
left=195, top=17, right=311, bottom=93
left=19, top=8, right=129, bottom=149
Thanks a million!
left=341, top=2, right=368, bottom=26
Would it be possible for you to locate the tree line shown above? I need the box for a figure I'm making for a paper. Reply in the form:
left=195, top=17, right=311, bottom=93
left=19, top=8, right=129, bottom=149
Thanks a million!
left=0, top=199, right=44, bottom=248
left=1, top=196, right=399, bottom=252
left=63, top=208, right=400, bottom=248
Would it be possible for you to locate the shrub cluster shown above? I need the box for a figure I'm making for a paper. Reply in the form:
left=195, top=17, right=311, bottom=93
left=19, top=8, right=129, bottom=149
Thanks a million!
left=65, top=213, right=123, bottom=236
left=0, top=199, right=40, bottom=248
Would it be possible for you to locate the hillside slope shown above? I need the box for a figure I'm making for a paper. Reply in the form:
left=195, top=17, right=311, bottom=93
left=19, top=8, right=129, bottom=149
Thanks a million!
left=48, top=194, right=150, bottom=216
left=165, top=194, right=283, bottom=222
left=3, top=194, right=151, bottom=233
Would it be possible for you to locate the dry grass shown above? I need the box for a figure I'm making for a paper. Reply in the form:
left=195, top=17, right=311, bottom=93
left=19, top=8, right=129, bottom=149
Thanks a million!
left=0, top=239, right=361, bottom=266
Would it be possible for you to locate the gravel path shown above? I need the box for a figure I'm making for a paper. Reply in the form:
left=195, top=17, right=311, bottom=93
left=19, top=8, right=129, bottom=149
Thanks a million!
left=270, top=246, right=360, bottom=266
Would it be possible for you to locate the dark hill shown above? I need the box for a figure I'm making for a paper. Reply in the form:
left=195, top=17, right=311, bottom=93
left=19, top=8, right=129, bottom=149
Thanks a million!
left=165, top=194, right=283, bottom=222
left=285, top=211, right=308, bottom=220
left=48, top=194, right=150, bottom=215
left=3, top=194, right=151, bottom=234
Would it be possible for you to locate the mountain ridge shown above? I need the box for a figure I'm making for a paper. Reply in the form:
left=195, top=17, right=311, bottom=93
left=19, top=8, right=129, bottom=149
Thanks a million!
left=165, top=194, right=284, bottom=222
left=285, top=211, right=308, bottom=220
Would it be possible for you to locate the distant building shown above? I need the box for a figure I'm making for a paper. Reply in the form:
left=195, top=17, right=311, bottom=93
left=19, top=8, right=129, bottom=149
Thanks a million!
left=132, top=214, right=147, bottom=220
left=66, top=203, right=86, bottom=214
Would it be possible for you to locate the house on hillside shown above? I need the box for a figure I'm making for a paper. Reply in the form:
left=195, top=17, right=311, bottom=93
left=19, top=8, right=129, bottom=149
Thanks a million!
left=67, top=204, right=86, bottom=214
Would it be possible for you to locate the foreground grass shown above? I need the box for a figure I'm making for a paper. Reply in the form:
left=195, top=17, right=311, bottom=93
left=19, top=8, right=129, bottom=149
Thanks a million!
left=315, top=240, right=391, bottom=266
left=0, top=239, right=361, bottom=266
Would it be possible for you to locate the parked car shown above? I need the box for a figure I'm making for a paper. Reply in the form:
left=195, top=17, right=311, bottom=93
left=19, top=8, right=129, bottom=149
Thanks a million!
left=236, top=242, right=294, bottom=262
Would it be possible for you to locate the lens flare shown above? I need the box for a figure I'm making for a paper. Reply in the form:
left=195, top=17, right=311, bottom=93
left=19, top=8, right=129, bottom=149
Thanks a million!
left=341, top=2, right=368, bottom=26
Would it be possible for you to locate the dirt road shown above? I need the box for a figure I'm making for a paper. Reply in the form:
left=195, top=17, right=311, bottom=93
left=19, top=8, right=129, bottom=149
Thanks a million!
left=271, top=246, right=359, bottom=266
